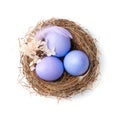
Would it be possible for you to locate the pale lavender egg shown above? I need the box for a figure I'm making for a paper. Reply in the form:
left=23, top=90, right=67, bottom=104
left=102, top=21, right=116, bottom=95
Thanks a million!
left=35, top=26, right=72, bottom=57
left=35, top=56, right=64, bottom=81
left=64, top=50, right=90, bottom=76
left=45, top=31, right=71, bottom=57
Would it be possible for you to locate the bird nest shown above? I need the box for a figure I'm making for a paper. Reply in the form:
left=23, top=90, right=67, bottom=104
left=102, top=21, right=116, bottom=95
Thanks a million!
left=19, top=18, right=99, bottom=98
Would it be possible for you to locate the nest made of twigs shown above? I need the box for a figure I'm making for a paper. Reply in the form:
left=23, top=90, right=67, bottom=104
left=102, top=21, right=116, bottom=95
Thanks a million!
left=19, top=18, right=99, bottom=98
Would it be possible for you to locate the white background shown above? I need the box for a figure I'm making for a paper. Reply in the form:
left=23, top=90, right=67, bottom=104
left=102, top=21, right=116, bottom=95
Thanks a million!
left=0, top=0, right=120, bottom=116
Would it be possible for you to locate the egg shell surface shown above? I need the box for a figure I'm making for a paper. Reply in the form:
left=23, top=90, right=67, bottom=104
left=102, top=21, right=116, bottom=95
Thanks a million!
left=45, top=31, right=71, bottom=57
left=64, top=50, right=90, bottom=76
left=35, top=56, right=64, bottom=81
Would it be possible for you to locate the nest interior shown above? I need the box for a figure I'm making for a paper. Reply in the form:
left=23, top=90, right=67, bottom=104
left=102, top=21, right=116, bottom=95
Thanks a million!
left=21, top=18, right=99, bottom=98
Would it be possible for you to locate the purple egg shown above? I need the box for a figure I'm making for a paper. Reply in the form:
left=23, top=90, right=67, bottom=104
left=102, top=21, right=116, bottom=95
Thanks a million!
left=45, top=31, right=71, bottom=57
left=64, top=50, right=90, bottom=76
left=35, top=56, right=64, bottom=81
left=35, top=26, right=72, bottom=57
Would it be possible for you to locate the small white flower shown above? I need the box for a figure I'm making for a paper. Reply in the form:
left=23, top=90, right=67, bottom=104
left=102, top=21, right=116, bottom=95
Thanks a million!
left=46, top=48, right=56, bottom=56
left=20, top=30, right=56, bottom=71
